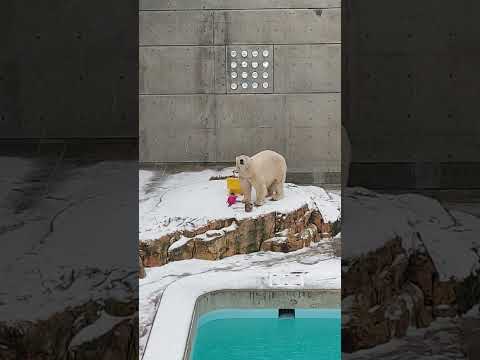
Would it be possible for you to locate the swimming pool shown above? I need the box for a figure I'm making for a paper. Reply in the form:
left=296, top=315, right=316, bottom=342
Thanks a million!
left=190, top=308, right=340, bottom=360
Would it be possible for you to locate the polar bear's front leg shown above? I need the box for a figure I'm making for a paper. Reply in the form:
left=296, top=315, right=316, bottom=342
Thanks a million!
left=253, top=182, right=267, bottom=206
left=240, top=177, right=252, bottom=204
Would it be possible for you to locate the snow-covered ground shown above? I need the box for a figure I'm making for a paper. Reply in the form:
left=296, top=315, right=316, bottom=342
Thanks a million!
left=139, top=168, right=341, bottom=242
left=0, top=159, right=137, bottom=321
left=140, top=241, right=340, bottom=358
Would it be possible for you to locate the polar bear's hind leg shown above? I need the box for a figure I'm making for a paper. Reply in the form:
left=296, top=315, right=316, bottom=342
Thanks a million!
left=254, top=183, right=267, bottom=206
left=267, top=183, right=275, bottom=197
left=272, top=181, right=284, bottom=200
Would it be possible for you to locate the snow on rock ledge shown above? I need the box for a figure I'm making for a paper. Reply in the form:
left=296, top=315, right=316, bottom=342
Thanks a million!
left=139, top=169, right=341, bottom=267
left=342, top=187, right=480, bottom=353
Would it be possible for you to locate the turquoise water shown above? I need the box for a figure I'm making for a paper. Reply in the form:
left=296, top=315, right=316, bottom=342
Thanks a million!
left=191, top=309, right=340, bottom=360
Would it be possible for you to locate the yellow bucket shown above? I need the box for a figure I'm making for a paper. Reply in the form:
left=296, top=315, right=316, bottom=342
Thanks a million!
left=226, top=177, right=242, bottom=194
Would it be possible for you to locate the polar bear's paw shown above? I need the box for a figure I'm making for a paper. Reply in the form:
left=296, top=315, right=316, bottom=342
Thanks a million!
left=254, top=199, right=265, bottom=207
left=271, top=193, right=284, bottom=201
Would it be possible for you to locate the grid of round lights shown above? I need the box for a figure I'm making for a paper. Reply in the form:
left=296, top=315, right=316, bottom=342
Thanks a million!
left=229, top=48, right=271, bottom=92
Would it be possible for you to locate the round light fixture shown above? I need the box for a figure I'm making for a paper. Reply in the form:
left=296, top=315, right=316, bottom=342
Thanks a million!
left=252, top=62, right=258, bottom=68
left=263, top=50, right=269, bottom=57
left=263, top=61, right=269, bottom=68
left=252, top=82, right=258, bottom=89
left=252, top=50, right=259, bottom=57
left=231, top=83, right=238, bottom=90
left=241, top=50, right=248, bottom=57
left=252, top=72, right=258, bottom=79
left=231, top=72, right=237, bottom=79
left=230, top=50, right=237, bottom=57
left=242, top=82, right=248, bottom=89
left=231, top=62, right=237, bottom=69
left=262, top=82, right=269, bottom=88
left=262, top=72, right=269, bottom=79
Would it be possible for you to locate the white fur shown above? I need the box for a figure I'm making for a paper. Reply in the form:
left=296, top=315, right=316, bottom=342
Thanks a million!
left=236, top=150, right=287, bottom=206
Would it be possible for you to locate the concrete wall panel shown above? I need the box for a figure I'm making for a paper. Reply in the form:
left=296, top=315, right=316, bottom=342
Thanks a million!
left=287, top=126, right=339, bottom=168
left=140, top=11, right=214, bottom=45
left=140, top=0, right=340, bottom=10
left=140, top=93, right=340, bottom=169
left=284, top=93, right=339, bottom=128
left=139, top=1, right=341, bottom=183
left=214, top=46, right=227, bottom=93
left=214, top=9, right=340, bottom=45
left=274, top=44, right=340, bottom=93
left=216, top=94, right=285, bottom=128
left=140, top=46, right=215, bottom=94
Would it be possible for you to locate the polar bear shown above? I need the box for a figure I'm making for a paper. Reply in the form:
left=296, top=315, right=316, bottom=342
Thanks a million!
left=236, top=150, right=287, bottom=207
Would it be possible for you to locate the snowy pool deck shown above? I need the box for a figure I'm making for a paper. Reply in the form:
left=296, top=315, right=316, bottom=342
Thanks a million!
left=140, top=242, right=340, bottom=359
left=143, top=267, right=340, bottom=360
left=139, top=167, right=342, bottom=358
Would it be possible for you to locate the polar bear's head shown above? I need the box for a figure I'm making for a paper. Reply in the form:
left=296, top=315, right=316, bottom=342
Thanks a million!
left=235, top=155, right=252, bottom=177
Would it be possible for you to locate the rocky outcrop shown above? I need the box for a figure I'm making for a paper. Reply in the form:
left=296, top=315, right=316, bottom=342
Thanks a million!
left=139, top=256, right=145, bottom=279
left=140, top=205, right=339, bottom=267
left=0, top=300, right=138, bottom=360
left=342, top=237, right=480, bottom=353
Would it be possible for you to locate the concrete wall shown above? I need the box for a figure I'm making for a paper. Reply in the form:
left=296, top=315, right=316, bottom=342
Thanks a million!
left=343, top=1, right=480, bottom=188
left=1, top=1, right=137, bottom=138
left=139, top=0, right=341, bottom=184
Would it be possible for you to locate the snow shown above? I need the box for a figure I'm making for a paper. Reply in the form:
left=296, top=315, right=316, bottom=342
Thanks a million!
left=343, top=187, right=480, bottom=281
left=139, top=168, right=340, bottom=242
left=69, top=311, right=129, bottom=347
left=167, top=235, right=191, bottom=251
left=0, top=159, right=137, bottom=322
left=168, top=223, right=238, bottom=252
left=139, top=242, right=340, bottom=358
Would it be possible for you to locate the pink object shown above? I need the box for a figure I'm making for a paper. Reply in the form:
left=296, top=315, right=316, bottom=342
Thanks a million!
left=227, top=195, right=237, bottom=207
